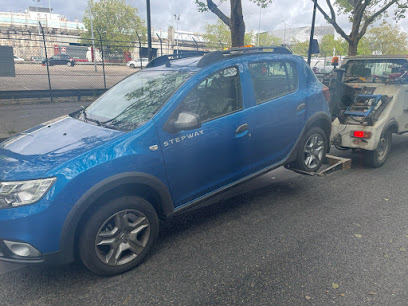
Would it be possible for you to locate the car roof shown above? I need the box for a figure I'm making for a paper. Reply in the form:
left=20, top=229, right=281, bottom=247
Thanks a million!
left=145, top=46, right=294, bottom=71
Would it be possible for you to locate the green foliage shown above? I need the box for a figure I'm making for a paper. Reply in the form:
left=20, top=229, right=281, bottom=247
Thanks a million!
left=245, top=30, right=255, bottom=45
left=250, top=0, right=273, bottom=8
left=320, top=34, right=348, bottom=55
left=257, top=32, right=282, bottom=47
left=357, top=37, right=372, bottom=55
left=81, top=0, right=146, bottom=49
left=202, top=20, right=231, bottom=48
left=290, top=39, right=309, bottom=57
left=366, top=22, right=408, bottom=54
left=202, top=20, right=256, bottom=48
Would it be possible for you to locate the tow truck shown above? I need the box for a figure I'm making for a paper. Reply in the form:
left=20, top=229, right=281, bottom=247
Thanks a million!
left=329, top=55, right=408, bottom=167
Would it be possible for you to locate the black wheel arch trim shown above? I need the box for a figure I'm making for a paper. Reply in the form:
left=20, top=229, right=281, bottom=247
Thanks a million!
left=58, top=172, right=174, bottom=264
left=286, top=111, right=331, bottom=163
left=384, top=119, right=398, bottom=134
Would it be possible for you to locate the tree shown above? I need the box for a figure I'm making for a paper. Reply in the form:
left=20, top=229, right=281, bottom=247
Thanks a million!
left=203, top=20, right=231, bottom=48
left=320, top=34, right=348, bottom=55
left=202, top=20, right=256, bottom=49
left=290, top=39, right=309, bottom=57
left=313, top=0, right=408, bottom=56
left=366, top=22, right=408, bottom=54
left=196, top=0, right=272, bottom=47
left=82, top=0, right=146, bottom=49
left=258, top=32, right=282, bottom=47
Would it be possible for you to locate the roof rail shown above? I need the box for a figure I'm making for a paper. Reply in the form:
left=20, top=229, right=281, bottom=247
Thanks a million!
left=145, top=52, right=207, bottom=68
left=222, top=46, right=292, bottom=55
left=196, top=45, right=292, bottom=68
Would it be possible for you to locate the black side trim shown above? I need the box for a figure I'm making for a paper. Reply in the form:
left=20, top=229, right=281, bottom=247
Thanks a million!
left=58, top=172, right=174, bottom=263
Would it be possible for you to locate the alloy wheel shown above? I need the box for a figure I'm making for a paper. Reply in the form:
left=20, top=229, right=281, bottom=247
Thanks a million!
left=303, top=134, right=325, bottom=170
left=95, top=209, right=150, bottom=266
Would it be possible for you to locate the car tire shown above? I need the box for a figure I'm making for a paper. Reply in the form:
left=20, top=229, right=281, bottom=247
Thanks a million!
left=293, top=127, right=328, bottom=172
left=67, top=61, right=72, bottom=67
left=130, top=63, right=135, bottom=68
left=79, top=196, right=159, bottom=276
left=365, top=130, right=392, bottom=168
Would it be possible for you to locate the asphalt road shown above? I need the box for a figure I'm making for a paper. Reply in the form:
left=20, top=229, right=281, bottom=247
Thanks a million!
left=1, top=103, right=408, bottom=305
left=1, top=64, right=135, bottom=91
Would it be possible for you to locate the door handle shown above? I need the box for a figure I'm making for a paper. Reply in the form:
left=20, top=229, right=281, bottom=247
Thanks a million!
left=235, top=123, right=249, bottom=134
left=297, top=103, right=306, bottom=112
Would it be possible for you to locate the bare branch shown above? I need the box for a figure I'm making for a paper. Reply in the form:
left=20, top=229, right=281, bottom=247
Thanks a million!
left=207, top=0, right=230, bottom=27
left=359, top=0, right=399, bottom=39
left=313, top=0, right=351, bottom=43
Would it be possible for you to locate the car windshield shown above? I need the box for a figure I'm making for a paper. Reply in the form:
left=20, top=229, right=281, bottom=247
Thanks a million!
left=83, top=69, right=194, bottom=131
left=344, top=59, right=408, bottom=82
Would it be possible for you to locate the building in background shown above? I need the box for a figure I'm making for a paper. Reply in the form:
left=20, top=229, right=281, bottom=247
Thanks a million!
left=268, top=25, right=334, bottom=45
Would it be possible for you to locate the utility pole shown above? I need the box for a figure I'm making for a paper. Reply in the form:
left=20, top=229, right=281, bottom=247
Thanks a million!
left=146, top=0, right=153, bottom=61
left=307, top=0, right=318, bottom=66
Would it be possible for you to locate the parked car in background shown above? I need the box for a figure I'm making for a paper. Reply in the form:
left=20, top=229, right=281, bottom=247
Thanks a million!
left=30, top=56, right=45, bottom=63
left=0, top=47, right=331, bottom=276
left=42, top=54, right=75, bottom=67
left=127, top=58, right=149, bottom=68
left=13, top=56, right=24, bottom=62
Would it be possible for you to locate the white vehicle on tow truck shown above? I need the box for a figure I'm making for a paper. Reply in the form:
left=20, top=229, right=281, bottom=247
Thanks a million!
left=330, top=55, right=408, bottom=167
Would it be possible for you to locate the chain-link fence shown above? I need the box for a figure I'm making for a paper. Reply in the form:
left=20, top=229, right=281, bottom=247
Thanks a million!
left=0, top=27, right=209, bottom=98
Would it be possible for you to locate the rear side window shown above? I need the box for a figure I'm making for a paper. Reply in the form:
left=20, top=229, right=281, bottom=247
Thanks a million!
left=249, top=61, right=298, bottom=104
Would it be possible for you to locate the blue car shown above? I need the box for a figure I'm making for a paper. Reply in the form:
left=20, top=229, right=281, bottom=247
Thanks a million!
left=0, top=47, right=331, bottom=275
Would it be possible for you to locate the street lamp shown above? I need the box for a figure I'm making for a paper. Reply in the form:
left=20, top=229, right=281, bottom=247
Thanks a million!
left=89, top=1, right=97, bottom=72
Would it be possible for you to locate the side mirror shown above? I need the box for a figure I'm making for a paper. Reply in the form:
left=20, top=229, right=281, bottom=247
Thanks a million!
left=173, top=112, right=201, bottom=132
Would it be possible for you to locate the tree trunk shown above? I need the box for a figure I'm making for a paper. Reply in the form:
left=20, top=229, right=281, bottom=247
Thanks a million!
left=348, top=39, right=359, bottom=56
left=230, top=0, right=245, bottom=47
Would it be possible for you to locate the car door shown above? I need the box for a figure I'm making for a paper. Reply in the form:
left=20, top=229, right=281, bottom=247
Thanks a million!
left=52, top=55, right=60, bottom=65
left=156, top=65, right=253, bottom=207
left=244, top=59, right=306, bottom=170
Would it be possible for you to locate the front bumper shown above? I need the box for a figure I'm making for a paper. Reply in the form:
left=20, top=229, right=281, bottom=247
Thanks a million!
left=0, top=197, right=73, bottom=265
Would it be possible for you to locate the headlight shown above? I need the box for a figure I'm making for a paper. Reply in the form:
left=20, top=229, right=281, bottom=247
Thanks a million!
left=0, top=178, right=56, bottom=208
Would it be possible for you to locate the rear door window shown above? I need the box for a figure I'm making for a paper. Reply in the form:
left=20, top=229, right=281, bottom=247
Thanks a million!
left=249, top=61, right=298, bottom=104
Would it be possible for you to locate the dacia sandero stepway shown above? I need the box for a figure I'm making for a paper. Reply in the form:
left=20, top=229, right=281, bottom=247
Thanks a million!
left=0, top=47, right=331, bottom=275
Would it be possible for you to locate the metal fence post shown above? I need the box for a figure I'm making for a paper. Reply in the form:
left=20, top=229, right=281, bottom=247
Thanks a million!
left=156, top=33, right=163, bottom=56
left=135, top=31, right=143, bottom=69
left=38, top=21, right=53, bottom=102
left=191, top=37, right=199, bottom=52
left=97, top=29, right=106, bottom=89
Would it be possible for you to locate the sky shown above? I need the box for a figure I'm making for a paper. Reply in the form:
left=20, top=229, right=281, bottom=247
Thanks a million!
left=1, top=0, right=406, bottom=35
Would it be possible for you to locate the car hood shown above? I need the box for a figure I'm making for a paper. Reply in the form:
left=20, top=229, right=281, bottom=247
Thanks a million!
left=0, top=116, right=124, bottom=181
